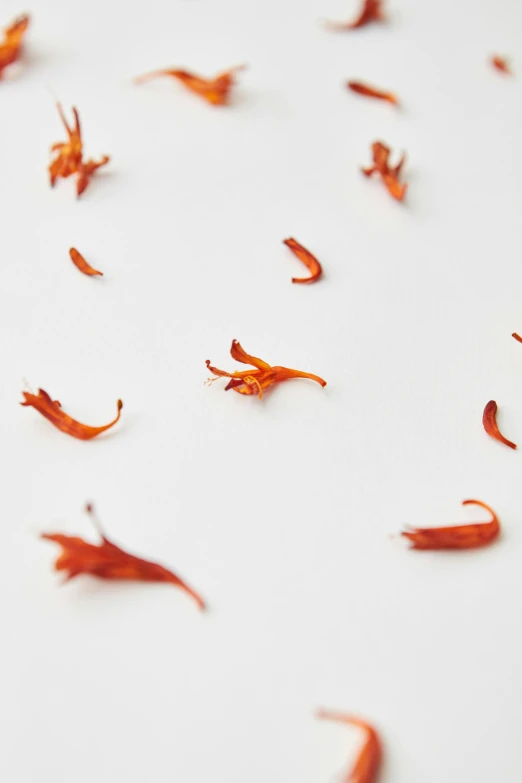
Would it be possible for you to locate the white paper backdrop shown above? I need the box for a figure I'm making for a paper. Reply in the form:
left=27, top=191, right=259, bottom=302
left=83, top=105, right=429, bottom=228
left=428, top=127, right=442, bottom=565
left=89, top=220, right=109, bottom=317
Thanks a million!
left=1, top=1, right=521, bottom=781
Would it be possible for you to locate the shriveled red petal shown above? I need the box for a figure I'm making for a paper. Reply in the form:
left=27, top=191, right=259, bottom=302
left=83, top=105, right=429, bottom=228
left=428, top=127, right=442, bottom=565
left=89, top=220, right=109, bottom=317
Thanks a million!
left=491, top=55, right=512, bottom=75
left=134, top=65, right=245, bottom=105
left=401, top=499, right=500, bottom=550
left=21, top=388, right=123, bottom=440
left=512, top=332, right=522, bottom=343
left=325, top=0, right=385, bottom=31
left=362, top=140, right=407, bottom=202
left=283, top=238, right=323, bottom=284
left=69, top=247, right=103, bottom=277
left=230, top=339, right=272, bottom=370
left=317, top=710, right=382, bottom=783
left=482, top=400, right=516, bottom=449
left=0, top=13, right=30, bottom=76
left=42, top=504, right=205, bottom=610
left=347, top=80, right=398, bottom=105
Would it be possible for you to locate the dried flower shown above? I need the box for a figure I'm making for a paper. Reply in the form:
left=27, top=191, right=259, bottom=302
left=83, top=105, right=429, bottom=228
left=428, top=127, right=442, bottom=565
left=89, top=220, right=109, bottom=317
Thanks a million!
left=21, top=388, right=122, bottom=440
left=362, top=141, right=407, bottom=201
left=0, top=14, right=29, bottom=78
left=134, top=65, right=246, bottom=106
left=482, top=400, right=516, bottom=449
left=283, top=238, right=323, bottom=284
left=347, top=80, right=398, bottom=106
left=69, top=247, right=103, bottom=277
left=491, top=56, right=512, bottom=75
left=317, top=710, right=382, bottom=783
left=401, top=499, right=500, bottom=550
left=206, top=340, right=326, bottom=399
left=49, top=103, right=110, bottom=197
left=42, top=503, right=205, bottom=610
left=326, top=0, right=384, bottom=31
left=512, top=332, right=522, bottom=343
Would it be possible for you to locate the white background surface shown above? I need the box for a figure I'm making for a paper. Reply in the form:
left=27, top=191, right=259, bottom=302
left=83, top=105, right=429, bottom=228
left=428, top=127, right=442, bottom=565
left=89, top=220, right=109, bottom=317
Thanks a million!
left=1, top=0, right=521, bottom=780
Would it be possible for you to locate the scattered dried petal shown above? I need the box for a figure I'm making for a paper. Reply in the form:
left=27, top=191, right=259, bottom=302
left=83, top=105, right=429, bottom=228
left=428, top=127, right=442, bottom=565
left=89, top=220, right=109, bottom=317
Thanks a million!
left=283, top=238, right=323, bottom=284
left=49, top=103, right=110, bottom=197
left=512, top=332, right=522, bottom=343
left=42, top=503, right=205, bottom=610
left=347, top=80, right=398, bottom=106
left=491, top=55, right=512, bottom=75
left=21, top=388, right=122, bottom=440
left=206, top=339, right=326, bottom=399
left=325, top=0, right=384, bottom=31
left=317, top=710, right=382, bottom=783
left=0, top=14, right=29, bottom=78
left=401, top=499, right=500, bottom=550
left=482, top=400, right=516, bottom=449
left=69, top=247, right=103, bottom=277
left=134, top=65, right=246, bottom=106
left=362, top=140, right=407, bottom=201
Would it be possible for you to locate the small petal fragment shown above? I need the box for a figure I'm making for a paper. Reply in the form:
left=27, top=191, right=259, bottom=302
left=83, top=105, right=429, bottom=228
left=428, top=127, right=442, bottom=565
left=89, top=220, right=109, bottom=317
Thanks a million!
left=206, top=339, right=326, bottom=399
left=482, top=400, right=516, bottom=449
left=512, top=332, right=522, bottom=343
left=42, top=504, right=205, bottom=610
left=317, top=709, right=382, bottom=783
left=347, top=80, right=398, bottom=106
left=326, top=0, right=385, bottom=31
left=401, top=499, right=500, bottom=550
left=283, top=238, right=323, bottom=284
left=491, top=55, right=513, bottom=75
left=134, top=65, right=245, bottom=106
left=69, top=247, right=103, bottom=277
left=0, top=14, right=30, bottom=78
left=21, top=388, right=122, bottom=440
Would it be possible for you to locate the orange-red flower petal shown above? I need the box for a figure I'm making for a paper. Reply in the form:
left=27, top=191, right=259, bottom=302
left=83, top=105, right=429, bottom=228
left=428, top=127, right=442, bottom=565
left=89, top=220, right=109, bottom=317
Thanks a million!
left=0, top=13, right=29, bottom=77
left=325, top=0, right=384, bottom=31
left=134, top=65, right=245, bottom=106
left=483, top=400, right=516, bottom=449
left=42, top=504, right=205, bottom=610
left=362, top=141, right=407, bottom=202
left=206, top=339, right=326, bottom=399
left=283, top=238, right=323, bottom=284
left=401, top=499, right=500, bottom=550
left=512, top=332, right=522, bottom=343
left=347, top=80, right=398, bottom=105
left=21, top=388, right=122, bottom=440
left=491, top=55, right=512, bottom=75
left=69, top=247, right=103, bottom=277
left=317, top=710, right=382, bottom=783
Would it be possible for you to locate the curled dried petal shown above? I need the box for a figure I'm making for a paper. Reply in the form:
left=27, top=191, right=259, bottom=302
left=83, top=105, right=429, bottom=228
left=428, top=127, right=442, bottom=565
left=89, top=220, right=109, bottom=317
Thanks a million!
left=347, top=80, right=398, bottom=106
left=401, top=499, right=500, bottom=550
left=317, top=709, right=382, bottom=783
left=134, top=65, right=246, bottom=106
left=483, top=400, right=516, bottom=449
left=362, top=140, right=407, bottom=202
left=491, top=55, right=512, bottom=75
left=42, top=504, right=205, bottom=610
left=512, top=332, right=522, bottom=343
left=325, top=0, right=385, bottom=31
left=230, top=339, right=272, bottom=370
left=21, top=388, right=123, bottom=440
left=0, top=13, right=30, bottom=77
left=69, top=247, right=103, bottom=277
left=283, top=238, right=323, bottom=284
